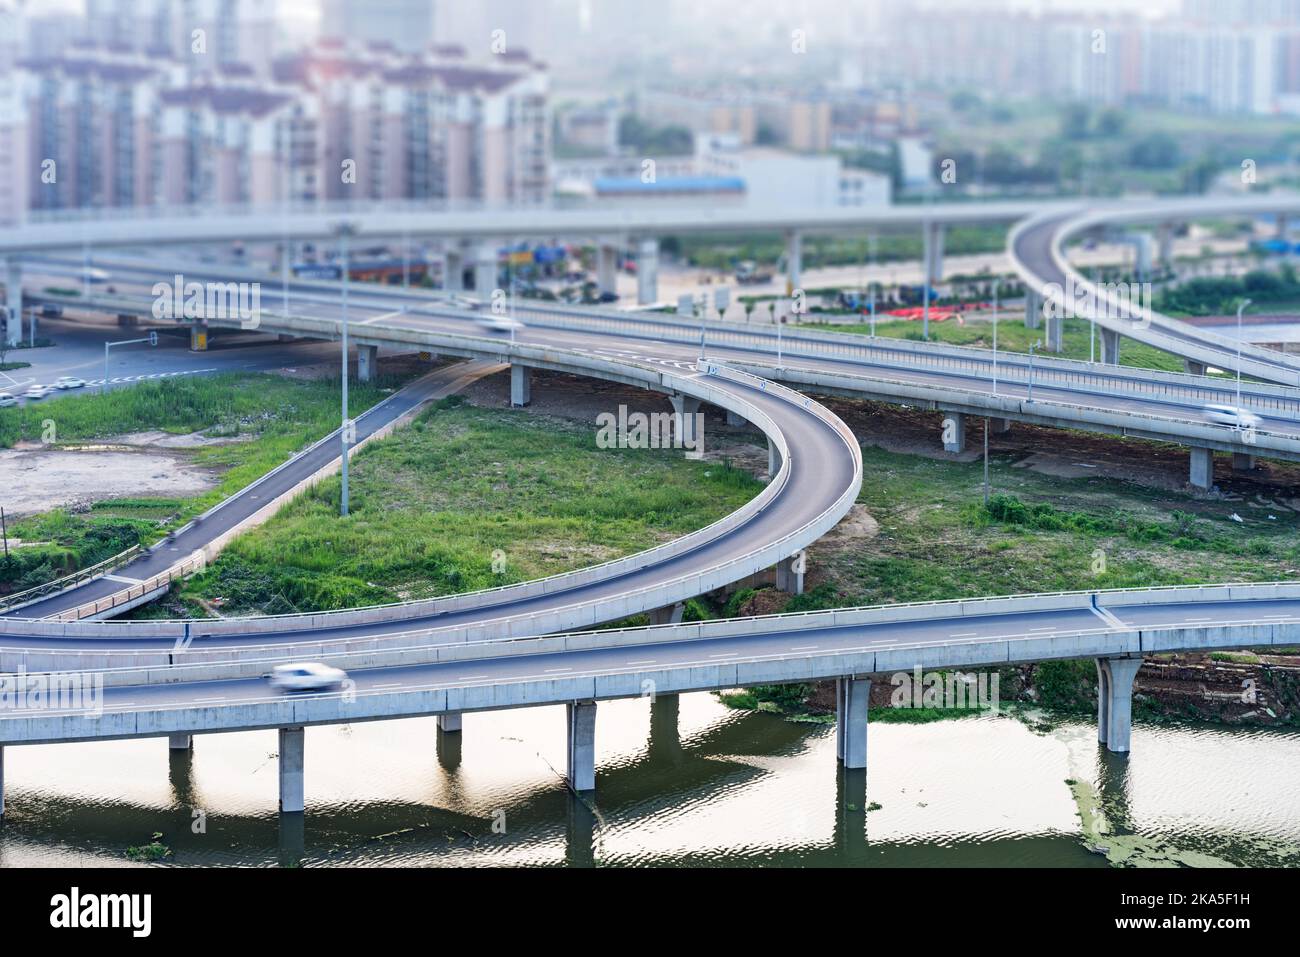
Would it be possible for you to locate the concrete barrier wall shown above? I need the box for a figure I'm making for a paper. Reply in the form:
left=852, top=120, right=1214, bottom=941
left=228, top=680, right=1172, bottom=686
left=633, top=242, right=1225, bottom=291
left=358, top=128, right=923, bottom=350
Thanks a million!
left=5, top=617, right=1300, bottom=745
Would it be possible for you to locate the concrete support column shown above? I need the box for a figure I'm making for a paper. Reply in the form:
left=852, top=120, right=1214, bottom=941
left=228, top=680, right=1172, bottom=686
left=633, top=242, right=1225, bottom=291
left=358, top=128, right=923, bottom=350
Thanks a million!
left=473, top=241, right=499, bottom=295
left=1157, top=223, right=1175, bottom=269
left=357, top=343, right=378, bottom=382
left=775, top=551, right=805, bottom=595
left=190, top=322, right=209, bottom=352
left=668, top=394, right=702, bottom=453
left=596, top=244, right=618, bottom=297
left=648, top=693, right=682, bottom=763
left=648, top=603, right=684, bottom=626
left=1096, top=657, right=1143, bottom=753
left=924, top=222, right=945, bottom=282
left=785, top=229, right=803, bottom=295
left=565, top=701, right=597, bottom=793
left=1045, top=310, right=1063, bottom=353
left=1189, top=446, right=1213, bottom=491
left=510, top=363, right=531, bottom=407
left=1232, top=452, right=1256, bottom=472
left=1184, top=358, right=1207, bottom=376
left=768, top=438, right=783, bottom=480
left=941, top=411, right=966, bottom=453
left=992, top=418, right=1012, bottom=434
left=279, top=726, right=305, bottom=813
left=725, top=409, right=746, bottom=428
left=1100, top=327, right=1121, bottom=365
left=836, top=677, right=871, bottom=769
left=437, top=713, right=462, bottom=733
left=1024, top=290, right=1042, bottom=330
left=4, top=259, right=22, bottom=346
left=444, top=247, right=464, bottom=292
left=637, top=238, right=659, bottom=305
left=168, top=733, right=192, bottom=751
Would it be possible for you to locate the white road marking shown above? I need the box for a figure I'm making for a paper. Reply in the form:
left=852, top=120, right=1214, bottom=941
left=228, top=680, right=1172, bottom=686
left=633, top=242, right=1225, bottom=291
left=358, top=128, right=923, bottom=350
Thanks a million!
left=1090, top=605, right=1129, bottom=629
left=103, top=574, right=144, bottom=585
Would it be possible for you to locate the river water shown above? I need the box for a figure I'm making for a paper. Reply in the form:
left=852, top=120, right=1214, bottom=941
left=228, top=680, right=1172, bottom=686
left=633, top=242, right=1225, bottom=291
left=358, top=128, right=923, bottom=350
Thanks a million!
left=2, top=692, right=1298, bottom=867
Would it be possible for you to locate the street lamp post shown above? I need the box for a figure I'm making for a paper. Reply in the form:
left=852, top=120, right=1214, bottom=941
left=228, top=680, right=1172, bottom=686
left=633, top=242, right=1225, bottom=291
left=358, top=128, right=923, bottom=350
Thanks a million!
left=991, top=279, right=999, bottom=395
left=1027, top=339, right=1042, bottom=403
left=1236, top=298, right=1252, bottom=409
left=336, top=223, right=357, bottom=517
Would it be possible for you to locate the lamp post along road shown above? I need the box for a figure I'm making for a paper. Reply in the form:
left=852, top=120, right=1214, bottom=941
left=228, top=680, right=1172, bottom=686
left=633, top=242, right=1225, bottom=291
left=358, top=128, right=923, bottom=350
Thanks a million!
left=337, top=224, right=356, bottom=518
left=103, top=331, right=158, bottom=395
left=1237, top=297, right=1252, bottom=410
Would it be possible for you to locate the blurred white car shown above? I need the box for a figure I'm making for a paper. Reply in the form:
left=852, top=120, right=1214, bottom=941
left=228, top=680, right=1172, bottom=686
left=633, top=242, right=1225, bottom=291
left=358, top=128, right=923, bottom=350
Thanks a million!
left=55, top=376, right=86, bottom=390
left=1203, top=403, right=1262, bottom=430
left=0, top=392, right=16, bottom=407
left=24, top=383, right=52, bottom=400
left=267, top=662, right=349, bottom=693
left=476, top=315, right=525, bottom=335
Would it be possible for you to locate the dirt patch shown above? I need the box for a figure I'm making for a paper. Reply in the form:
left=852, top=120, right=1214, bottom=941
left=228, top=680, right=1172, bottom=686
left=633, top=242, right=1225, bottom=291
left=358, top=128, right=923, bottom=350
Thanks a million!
left=276, top=352, right=443, bottom=382
left=111, top=430, right=252, bottom=449
left=732, top=586, right=790, bottom=618
left=818, top=504, right=880, bottom=549
left=0, top=446, right=219, bottom=516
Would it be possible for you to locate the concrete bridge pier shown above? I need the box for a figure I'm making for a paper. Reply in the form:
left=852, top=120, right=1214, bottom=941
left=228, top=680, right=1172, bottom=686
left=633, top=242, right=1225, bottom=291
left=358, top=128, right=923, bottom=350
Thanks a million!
left=836, top=677, right=871, bottom=769
left=190, top=321, right=209, bottom=351
left=279, top=726, right=305, bottom=813
left=596, top=244, right=618, bottom=297
left=357, top=343, right=379, bottom=382
left=1045, top=309, right=1064, bottom=353
left=648, top=603, right=685, bottom=625
left=1024, top=291, right=1042, bottom=330
left=776, top=551, right=805, bottom=595
left=785, top=229, right=803, bottom=294
left=834, top=765, right=869, bottom=863
left=669, top=394, right=702, bottom=454
left=1189, top=447, right=1213, bottom=491
left=510, top=364, right=531, bottom=407
left=941, top=411, right=966, bottom=453
left=768, top=439, right=782, bottom=480
left=4, top=259, right=22, bottom=346
left=565, top=701, right=597, bottom=793
left=648, top=693, right=682, bottom=764
left=1096, top=657, right=1143, bottom=753
left=1157, top=223, right=1175, bottom=269
left=444, top=246, right=464, bottom=292
left=725, top=409, right=746, bottom=428
left=924, top=222, right=945, bottom=282
left=1100, top=327, right=1121, bottom=365
left=278, top=811, right=306, bottom=868
left=1184, top=358, right=1207, bottom=376
left=637, top=238, right=659, bottom=305
left=474, top=242, right=499, bottom=295
left=992, top=418, right=1012, bottom=434
left=438, top=713, right=462, bottom=733
left=1233, top=452, right=1256, bottom=472
left=168, top=733, right=192, bottom=750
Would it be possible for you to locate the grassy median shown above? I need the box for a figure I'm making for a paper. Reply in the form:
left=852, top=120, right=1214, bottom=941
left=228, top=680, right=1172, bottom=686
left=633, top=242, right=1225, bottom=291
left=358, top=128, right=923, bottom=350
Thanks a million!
left=177, top=396, right=764, bottom=615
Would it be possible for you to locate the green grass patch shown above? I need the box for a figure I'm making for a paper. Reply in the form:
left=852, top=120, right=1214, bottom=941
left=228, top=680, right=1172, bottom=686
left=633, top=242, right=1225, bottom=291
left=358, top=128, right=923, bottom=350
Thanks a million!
left=0, top=372, right=410, bottom=594
left=182, top=398, right=765, bottom=615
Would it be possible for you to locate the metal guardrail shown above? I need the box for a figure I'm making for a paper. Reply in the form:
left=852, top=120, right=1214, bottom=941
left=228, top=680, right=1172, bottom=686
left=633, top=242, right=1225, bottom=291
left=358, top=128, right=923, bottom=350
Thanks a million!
left=0, top=545, right=142, bottom=614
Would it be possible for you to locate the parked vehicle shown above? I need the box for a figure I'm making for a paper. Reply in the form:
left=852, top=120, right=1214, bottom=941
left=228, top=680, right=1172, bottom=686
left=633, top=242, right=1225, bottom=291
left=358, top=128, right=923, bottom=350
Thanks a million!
left=267, top=662, right=349, bottom=693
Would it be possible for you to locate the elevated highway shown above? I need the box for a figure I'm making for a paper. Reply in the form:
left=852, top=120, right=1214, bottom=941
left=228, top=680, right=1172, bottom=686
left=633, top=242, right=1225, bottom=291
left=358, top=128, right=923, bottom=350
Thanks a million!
left=3, top=196, right=1300, bottom=817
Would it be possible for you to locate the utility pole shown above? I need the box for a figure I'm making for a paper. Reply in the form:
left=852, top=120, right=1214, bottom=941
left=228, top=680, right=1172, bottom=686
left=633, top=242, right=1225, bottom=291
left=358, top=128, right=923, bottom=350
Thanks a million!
left=1236, top=298, right=1252, bottom=410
